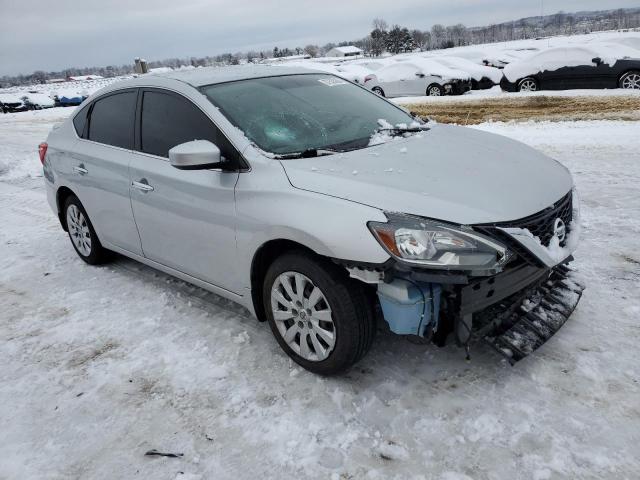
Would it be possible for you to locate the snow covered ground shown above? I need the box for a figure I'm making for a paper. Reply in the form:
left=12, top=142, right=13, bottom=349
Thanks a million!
left=1, top=108, right=639, bottom=479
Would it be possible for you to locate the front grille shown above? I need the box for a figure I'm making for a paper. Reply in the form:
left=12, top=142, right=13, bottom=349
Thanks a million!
left=479, top=191, right=573, bottom=247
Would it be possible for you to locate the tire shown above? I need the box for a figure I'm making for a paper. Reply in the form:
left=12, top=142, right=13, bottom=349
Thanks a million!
left=372, top=86, right=385, bottom=97
left=427, top=84, right=444, bottom=96
left=619, top=70, right=640, bottom=90
left=517, top=77, right=538, bottom=92
left=263, top=251, right=376, bottom=375
left=63, top=195, right=110, bottom=265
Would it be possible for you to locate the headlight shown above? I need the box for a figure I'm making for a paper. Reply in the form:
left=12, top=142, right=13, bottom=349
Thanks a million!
left=368, top=213, right=511, bottom=272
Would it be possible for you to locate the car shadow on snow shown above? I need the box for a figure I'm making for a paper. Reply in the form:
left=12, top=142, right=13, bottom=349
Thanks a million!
left=109, top=252, right=522, bottom=385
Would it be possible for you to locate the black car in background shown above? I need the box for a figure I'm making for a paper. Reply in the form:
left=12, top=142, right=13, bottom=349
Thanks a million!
left=0, top=94, right=29, bottom=113
left=500, top=45, right=640, bottom=92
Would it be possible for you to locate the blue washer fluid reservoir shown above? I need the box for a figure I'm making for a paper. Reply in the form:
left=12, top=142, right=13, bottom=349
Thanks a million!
left=376, top=279, right=441, bottom=337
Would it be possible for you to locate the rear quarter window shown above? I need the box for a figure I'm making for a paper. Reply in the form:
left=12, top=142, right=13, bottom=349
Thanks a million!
left=87, top=91, right=137, bottom=149
left=73, top=103, right=90, bottom=138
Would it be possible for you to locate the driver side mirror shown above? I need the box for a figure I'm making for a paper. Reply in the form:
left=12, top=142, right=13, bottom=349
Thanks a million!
left=415, top=72, right=426, bottom=78
left=592, top=57, right=602, bottom=65
left=169, top=140, right=228, bottom=170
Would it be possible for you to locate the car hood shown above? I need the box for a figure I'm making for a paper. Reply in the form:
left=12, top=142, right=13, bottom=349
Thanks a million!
left=280, top=124, right=573, bottom=225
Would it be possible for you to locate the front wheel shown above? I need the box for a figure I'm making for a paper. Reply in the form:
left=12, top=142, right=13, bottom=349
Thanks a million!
left=64, top=195, right=110, bottom=265
left=427, top=84, right=444, bottom=96
left=263, top=252, right=376, bottom=375
left=372, top=86, right=385, bottom=97
left=619, top=71, right=640, bottom=90
left=517, top=77, right=538, bottom=92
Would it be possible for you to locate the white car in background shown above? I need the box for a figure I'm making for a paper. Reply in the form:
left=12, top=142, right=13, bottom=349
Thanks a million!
left=364, top=59, right=471, bottom=97
left=283, top=62, right=374, bottom=86
left=334, top=64, right=374, bottom=84
left=352, top=59, right=391, bottom=71
left=427, top=55, right=502, bottom=89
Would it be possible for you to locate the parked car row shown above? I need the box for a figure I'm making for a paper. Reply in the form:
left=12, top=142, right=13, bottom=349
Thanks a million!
left=286, top=39, right=640, bottom=98
left=3, top=40, right=640, bottom=114
left=0, top=90, right=88, bottom=113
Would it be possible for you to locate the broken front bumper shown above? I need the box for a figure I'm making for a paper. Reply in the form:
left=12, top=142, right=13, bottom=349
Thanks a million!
left=357, top=256, right=584, bottom=364
left=468, top=263, right=585, bottom=363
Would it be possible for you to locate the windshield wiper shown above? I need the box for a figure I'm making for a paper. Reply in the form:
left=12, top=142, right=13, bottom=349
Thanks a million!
left=275, top=148, right=336, bottom=160
left=376, top=125, right=431, bottom=136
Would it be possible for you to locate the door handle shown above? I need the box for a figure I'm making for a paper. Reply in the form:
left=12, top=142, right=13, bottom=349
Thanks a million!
left=73, top=165, right=88, bottom=175
left=131, top=179, right=154, bottom=192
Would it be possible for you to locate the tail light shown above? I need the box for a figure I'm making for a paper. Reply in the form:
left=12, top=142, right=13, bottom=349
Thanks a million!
left=364, top=75, right=374, bottom=83
left=38, top=142, right=48, bottom=165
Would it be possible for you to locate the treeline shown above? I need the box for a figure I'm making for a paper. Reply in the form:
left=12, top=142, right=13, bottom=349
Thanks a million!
left=2, top=7, right=640, bottom=87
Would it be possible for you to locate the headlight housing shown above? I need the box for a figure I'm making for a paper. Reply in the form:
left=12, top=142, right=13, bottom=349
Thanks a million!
left=369, top=213, right=511, bottom=272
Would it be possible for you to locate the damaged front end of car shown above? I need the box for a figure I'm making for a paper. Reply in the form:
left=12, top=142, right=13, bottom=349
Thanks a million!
left=347, top=189, right=585, bottom=364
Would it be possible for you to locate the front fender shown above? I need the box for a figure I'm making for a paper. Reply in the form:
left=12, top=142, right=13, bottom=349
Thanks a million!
left=235, top=151, right=390, bottom=292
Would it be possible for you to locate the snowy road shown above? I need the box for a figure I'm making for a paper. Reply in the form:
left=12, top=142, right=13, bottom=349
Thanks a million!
left=1, top=109, right=639, bottom=479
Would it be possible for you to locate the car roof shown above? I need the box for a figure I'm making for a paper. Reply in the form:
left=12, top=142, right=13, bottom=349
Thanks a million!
left=115, top=64, right=322, bottom=90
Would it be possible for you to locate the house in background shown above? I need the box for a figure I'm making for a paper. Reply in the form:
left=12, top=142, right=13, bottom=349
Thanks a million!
left=326, top=46, right=363, bottom=57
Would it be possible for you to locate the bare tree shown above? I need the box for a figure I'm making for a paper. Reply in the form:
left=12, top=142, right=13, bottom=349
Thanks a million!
left=370, top=18, right=388, bottom=57
left=431, top=24, right=446, bottom=49
left=304, top=45, right=319, bottom=57
left=372, top=18, right=388, bottom=32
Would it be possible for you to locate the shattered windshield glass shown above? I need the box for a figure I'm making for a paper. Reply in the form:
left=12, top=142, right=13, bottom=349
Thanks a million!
left=201, top=73, right=418, bottom=157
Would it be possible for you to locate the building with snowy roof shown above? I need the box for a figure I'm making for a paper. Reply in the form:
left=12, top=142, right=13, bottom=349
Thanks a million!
left=326, top=46, right=363, bottom=57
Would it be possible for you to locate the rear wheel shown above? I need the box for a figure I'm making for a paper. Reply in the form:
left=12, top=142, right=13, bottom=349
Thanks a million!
left=63, top=195, right=110, bottom=265
left=372, top=86, right=385, bottom=97
left=619, top=71, right=640, bottom=90
left=427, top=84, right=444, bottom=96
left=263, top=252, right=376, bottom=375
left=517, top=77, right=538, bottom=92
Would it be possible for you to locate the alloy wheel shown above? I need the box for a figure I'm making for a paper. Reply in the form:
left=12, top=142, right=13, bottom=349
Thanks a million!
left=270, top=272, right=336, bottom=362
left=519, top=79, right=537, bottom=92
left=66, top=204, right=92, bottom=256
left=428, top=86, right=442, bottom=96
left=621, top=73, right=640, bottom=89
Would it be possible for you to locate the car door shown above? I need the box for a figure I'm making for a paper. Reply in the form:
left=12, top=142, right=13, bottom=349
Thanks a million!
left=70, top=89, right=143, bottom=255
left=397, top=65, right=426, bottom=96
left=379, top=64, right=421, bottom=97
left=537, top=51, right=571, bottom=90
left=560, top=48, right=607, bottom=89
left=128, top=88, right=241, bottom=293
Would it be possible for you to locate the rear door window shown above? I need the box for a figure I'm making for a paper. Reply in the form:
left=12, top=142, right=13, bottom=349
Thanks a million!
left=87, top=91, right=137, bottom=149
left=140, top=90, right=238, bottom=162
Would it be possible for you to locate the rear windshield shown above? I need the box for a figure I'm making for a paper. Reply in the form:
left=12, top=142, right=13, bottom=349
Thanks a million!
left=201, top=74, right=413, bottom=155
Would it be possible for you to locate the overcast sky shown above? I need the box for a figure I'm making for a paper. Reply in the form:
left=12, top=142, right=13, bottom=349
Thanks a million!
left=1, top=0, right=638, bottom=76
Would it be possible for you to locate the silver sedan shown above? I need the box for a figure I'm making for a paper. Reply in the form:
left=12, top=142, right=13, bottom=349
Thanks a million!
left=42, top=66, right=581, bottom=374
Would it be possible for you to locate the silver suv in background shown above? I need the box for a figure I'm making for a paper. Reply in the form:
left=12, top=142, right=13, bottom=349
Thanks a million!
left=41, top=66, right=584, bottom=375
